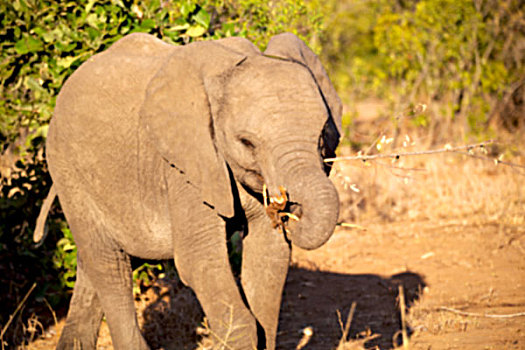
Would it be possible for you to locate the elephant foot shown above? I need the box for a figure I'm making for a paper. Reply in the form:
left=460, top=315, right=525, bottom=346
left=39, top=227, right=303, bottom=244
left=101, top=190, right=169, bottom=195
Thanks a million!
left=198, top=315, right=258, bottom=350
left=56, top=331, right=96, bottom=350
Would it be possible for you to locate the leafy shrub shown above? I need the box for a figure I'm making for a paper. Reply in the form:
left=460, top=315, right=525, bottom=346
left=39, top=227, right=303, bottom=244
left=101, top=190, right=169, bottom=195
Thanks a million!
left=132, top=262, right=164, bottom=297
left=52, top=227, right=77, bottom=289
left=321, top=0, right=524, bottom=138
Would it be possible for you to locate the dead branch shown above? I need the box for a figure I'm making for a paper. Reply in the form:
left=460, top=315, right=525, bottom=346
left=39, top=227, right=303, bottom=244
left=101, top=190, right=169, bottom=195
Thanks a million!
left=438, top=306, right=525, bottom=319
left=398, top=286, right=409, bottom=349
left=325, top=140, right=525, bottom=173
left=337, top=302, right=357, bottom=347
left=325, top=141, right=496, bottom=163
left=453, top=151, right=525, bottom=172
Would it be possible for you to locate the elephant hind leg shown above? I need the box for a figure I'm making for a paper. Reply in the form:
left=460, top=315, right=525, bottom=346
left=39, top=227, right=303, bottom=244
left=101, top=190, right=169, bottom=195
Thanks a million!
left=56, top=191, right=149, bottom=350
left=56, top=265, right=103, bottom=350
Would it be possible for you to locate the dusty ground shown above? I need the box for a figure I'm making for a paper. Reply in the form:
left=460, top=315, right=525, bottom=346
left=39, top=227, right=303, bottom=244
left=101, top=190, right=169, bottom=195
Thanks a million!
left=26, top=215, right=525, bottom=349
left=287, top=220, right=525, bottom=349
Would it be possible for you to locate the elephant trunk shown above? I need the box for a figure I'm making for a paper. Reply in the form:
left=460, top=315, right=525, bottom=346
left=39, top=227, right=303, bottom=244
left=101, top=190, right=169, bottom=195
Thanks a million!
left=280, top=163, right=339, bottom=250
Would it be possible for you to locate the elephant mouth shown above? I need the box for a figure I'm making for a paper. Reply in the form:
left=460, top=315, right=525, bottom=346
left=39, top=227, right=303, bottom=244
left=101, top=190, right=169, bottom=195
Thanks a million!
left=263, top=184, right=302, bottom=232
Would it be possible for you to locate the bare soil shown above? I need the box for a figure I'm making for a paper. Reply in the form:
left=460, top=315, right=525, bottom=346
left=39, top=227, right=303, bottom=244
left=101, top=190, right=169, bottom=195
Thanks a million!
left=26, top=218, right=525, bottom=349
left=287, top=221, right=525, bottom=349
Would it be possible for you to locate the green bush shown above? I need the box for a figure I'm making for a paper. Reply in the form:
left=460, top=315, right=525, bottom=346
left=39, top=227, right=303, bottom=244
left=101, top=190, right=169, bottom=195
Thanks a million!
left=321, top=0, right=524, bottom=138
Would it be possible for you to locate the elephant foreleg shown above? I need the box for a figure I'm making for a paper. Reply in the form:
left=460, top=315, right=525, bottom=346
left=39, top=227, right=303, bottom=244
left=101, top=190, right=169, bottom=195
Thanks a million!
left=167, top=171, right=258, bottom=349
left=241, top=206, right=291, bottom=350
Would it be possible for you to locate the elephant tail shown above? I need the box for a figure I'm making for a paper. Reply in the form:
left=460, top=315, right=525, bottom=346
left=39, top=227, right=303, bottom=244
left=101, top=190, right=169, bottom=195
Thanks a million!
left=34, top=184, right=57, bottom=243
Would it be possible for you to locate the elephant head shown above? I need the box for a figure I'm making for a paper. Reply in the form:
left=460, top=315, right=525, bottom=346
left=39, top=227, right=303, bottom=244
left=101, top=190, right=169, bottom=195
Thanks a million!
left=141, top=33, right=341, bottom=250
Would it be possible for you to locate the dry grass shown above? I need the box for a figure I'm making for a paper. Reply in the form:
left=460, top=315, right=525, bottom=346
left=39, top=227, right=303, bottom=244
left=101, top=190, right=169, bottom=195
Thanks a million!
left=332, top=133, right=524, bottom=230
left=406, top=297, right=482, bottom=338
left=334, top=301, right=381, bottom=350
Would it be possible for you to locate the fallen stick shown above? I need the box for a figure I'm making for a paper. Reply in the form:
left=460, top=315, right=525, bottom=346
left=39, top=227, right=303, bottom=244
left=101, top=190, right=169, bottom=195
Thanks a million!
left=399, top=286, right=409, bottom=349
left=438, top=306, right=525, bottom=319
left=338, top=223, right=367, bottom=231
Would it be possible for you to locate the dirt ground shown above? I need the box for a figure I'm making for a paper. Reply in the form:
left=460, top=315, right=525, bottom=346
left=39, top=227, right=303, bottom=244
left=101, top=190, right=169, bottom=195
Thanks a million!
left=287, top=221, right=525, bottom=349
left=27, top=217, right=525, bottom=350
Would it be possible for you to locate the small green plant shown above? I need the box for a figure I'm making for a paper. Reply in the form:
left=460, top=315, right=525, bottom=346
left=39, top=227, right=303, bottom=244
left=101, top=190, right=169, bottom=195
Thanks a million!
left=227, top=230, right=243, bottom=276
left=52, top=227, right=77, bottom=288
left=132, top=262, right=164, bottom=297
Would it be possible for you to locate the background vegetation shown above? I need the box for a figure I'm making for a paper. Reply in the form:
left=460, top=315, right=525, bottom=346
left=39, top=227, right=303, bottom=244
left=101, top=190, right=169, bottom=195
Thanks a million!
left=322, top=0, right=523, bottom=146
left=0, top=0, right=523, bottom=347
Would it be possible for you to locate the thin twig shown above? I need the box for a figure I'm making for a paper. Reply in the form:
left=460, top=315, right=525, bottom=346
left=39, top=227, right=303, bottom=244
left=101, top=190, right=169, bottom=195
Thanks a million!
left=438, top=306, right=525, bottom=318
left=325, top=141, right=496, bottom=163
left=296, top=326, right=313, bottom=350
left=43, top=298, right=58, bottom=329
left=338, top=223, right=367, bottom=231
left=398, top=286, right=409, bottom=349
left=0, top=283, right=37, bottom=345
left=453, top=151, right=525, bottom=172
left=338, top=302, right=357, bottom=347
left=374, top=160, right=428, bottom=172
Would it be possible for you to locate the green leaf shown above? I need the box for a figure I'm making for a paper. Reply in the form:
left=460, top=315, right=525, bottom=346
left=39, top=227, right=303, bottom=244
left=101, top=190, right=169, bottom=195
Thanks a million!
left=14, top=36, right=44, bottom=55
left=186, top=25, right=206, bottom=37
left=41, top=28, right=62, bottom=43
left=193, top=8, right=210, bottom=29
left=64, top=271, right=76, bottom=288
left=140, top=18, right=156, bottom=31
left=86, top=26, right=101, bottom=40
left=221, top=22, right=236, bottom=36
left=54, top=41, right=77, bottom=53
left=167, top=23, right=190, bottom=31
left=56, top=54, right=80, bottom=69
left=180, top=2, right=196, bottom=18
left=86, top=13, right=99, bottom=28
left=85, top=0, right=96, bottom=14
left=146, top=0, right=161, bottom=11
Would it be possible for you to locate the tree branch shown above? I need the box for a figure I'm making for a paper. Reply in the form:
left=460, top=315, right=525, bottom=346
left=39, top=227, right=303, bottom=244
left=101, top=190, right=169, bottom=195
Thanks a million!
left=325, top=141, right=496, bottom=162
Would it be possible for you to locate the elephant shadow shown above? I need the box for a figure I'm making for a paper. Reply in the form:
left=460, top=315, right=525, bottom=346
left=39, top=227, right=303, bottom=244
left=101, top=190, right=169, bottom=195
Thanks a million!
left=139, top=268, right=425, bottom=350
left=277, top=268, right=425, bottom=349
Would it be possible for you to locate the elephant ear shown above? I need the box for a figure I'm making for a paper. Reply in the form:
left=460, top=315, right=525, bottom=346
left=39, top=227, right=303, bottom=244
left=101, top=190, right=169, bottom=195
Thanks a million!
left=264, top=33, right=342, bottom=141
left=141, top=42, right=246, bottom=218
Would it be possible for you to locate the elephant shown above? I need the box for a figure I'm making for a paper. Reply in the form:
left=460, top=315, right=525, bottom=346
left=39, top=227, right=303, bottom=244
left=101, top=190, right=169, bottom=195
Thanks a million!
left=35, top=32, right=342, bottom=349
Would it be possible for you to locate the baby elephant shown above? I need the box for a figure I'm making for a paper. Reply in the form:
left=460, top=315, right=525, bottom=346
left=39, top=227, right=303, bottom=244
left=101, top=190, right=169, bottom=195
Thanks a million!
left=36, top=32, right=341, bottom=349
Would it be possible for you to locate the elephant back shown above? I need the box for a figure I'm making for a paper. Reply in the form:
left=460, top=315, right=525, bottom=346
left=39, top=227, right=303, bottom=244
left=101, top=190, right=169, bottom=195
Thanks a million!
left=47, top=34, right=177, bottom=242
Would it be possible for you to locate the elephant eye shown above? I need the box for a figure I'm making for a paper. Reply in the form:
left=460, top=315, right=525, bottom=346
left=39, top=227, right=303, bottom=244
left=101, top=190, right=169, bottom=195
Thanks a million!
left=239, top=137, right=255, bottom=149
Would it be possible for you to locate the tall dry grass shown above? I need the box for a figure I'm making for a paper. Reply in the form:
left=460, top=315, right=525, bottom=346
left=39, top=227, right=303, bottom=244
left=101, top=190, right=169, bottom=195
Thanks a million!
left=332, top=131, right=524, bottom=230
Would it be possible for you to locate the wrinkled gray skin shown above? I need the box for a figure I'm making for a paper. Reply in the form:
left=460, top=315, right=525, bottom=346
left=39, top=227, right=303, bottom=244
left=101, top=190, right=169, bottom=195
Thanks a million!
left=45, top=32, right=341, bottom=349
